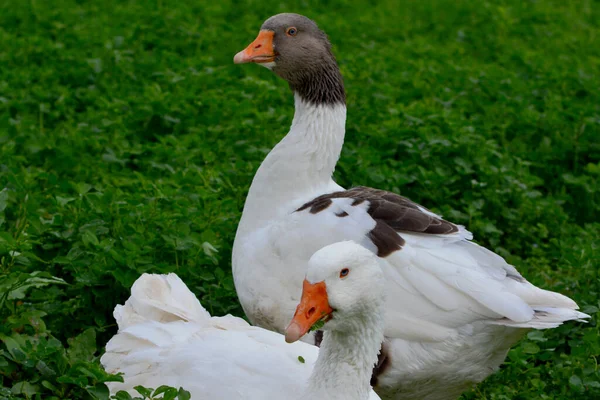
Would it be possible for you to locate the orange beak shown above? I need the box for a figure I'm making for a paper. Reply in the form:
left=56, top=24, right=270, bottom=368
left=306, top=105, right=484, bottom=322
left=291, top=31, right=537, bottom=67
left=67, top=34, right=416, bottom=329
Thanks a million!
left=285, top=279, right=334, bottom=343
left=234, top=30, right=276, bottom=64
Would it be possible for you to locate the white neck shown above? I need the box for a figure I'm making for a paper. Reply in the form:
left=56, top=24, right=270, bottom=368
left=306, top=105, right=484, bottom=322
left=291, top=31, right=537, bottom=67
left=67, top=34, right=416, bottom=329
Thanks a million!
left=303, top=310, right=385, bottom=400
left=236, top=94, right=346, bottom=237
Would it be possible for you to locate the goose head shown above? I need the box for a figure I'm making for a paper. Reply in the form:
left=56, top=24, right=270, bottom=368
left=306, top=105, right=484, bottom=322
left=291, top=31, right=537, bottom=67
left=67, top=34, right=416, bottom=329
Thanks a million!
left=285, top=241, right=385, bottom=343
left=234, top=13, right=345, bottom=105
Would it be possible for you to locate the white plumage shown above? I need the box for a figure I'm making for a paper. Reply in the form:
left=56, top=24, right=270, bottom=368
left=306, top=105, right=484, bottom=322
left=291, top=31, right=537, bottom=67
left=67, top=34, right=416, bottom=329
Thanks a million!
left=231, top=89, right=589, bottom=400
left=101, top=263, right=384, bottom=400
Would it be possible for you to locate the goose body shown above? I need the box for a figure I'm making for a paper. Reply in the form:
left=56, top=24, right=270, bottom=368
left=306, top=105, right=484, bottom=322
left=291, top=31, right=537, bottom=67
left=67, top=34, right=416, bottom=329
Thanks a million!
left=232, top=13, right=589, bottom=400
left=101, top=274, right=320, bottom=399
left=102, top=242, right=388, bottom=400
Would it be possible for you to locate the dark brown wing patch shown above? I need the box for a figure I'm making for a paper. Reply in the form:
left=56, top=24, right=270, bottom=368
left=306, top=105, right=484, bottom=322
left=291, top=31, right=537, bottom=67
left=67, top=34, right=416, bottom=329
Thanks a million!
left=368, top=220, right=405, bottom=257
left=363, top=187, right=458, bottom=235
left=371, top=340, right=391, bottom=387
left=296, top=186, right=459, bottom=257
left=297, top=196, right=333, bottom=214
left=314, top=330, right=324, bottom=347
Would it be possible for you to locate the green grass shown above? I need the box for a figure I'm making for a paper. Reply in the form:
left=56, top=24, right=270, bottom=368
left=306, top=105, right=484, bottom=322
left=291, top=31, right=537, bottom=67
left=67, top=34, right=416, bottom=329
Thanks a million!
left=0, top=0, right=598, bottom=398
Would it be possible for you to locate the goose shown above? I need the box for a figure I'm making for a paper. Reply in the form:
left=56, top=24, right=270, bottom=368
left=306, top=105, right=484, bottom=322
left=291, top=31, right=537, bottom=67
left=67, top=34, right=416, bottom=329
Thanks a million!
left=231, top=13, right=589, bottom=400
left=101, top=241, right=387, bottom=400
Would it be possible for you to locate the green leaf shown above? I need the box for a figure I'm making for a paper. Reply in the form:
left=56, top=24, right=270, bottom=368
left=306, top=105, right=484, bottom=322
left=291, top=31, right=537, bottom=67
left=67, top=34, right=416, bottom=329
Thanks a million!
left=0, top=334, right=25, bottom=361
left=177, top=388, right=191, bottom=400
left=56, top=196, right=76, bottom=207
left=586, top=380, right=600, bottom=389
left=75, top=183, right=92, bottom=195
left=57, top=374, right=88, bottom=387
left=11, top=381, right=38, bottom=397
left=134, top=386, right=153, bottom=398
left=77, top=364, right=106, bottom=381
left=37, top=360, right=57, bottom=376
left=41, top=380, right=58, bottom=391
left=0, top=230, right=15, bottom=242
left=309, top=319, right=325, bottom=332
left=87, top=383, right=110, bottom=400
left=570, top=375, right=584, bottom=390
left=82, top=230, right=100, bottom=247
left=298, top=355, right=305, bottom=363
left=153, top=386, right=178, bottom=400
left=113, top=391, right=134, bottom=400
left=521, top=342, right=540, bottom=354
left=5, top=271, right=67, bottom=301
left=582, top=305, right=599, bottom=314
left=67, top=329, right=97, bottom=363
left=202, top=242, right=218, bottom=262
left=0, top=188, right=8, bottom=212
left=526, top=331, right=547, bottom=342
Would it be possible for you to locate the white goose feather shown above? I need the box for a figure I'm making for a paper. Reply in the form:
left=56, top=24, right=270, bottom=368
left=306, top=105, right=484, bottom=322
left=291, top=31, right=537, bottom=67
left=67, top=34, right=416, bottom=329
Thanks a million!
left=101, top=268, right=384, bottom=400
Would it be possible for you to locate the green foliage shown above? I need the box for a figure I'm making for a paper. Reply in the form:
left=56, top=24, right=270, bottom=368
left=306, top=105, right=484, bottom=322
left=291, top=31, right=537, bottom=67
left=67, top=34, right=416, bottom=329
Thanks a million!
left=0, top=306, right=122, bottom=399
left=0, top=0, right=598, bottom=399
left=113, top=386, right=191, bottom=400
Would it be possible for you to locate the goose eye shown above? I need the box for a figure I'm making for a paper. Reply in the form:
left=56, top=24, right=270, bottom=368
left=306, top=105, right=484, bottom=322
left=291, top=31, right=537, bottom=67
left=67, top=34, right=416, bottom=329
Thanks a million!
left=339, top=268, right=350, bottom=278
left=286, top=27, right=298, bottom=36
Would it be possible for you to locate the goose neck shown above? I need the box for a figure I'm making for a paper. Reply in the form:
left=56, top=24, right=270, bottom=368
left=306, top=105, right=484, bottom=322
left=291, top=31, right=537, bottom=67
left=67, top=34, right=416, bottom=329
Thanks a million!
left=303, top=311, right=384, bottom=400
left=236, top=94, right=346, bottom=235
left=265, top=93, right=347, bottom=185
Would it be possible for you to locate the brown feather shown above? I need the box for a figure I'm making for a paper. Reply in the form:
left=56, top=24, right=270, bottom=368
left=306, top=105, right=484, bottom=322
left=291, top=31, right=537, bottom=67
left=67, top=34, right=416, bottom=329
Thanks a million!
left=296, top=186, right=459, bottom=256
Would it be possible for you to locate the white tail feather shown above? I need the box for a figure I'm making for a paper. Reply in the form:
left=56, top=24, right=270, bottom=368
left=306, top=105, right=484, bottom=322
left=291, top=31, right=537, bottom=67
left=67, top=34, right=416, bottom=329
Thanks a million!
left=102, top=273, right=217, bottom=384
left=489, top=307, right=590, bottom=329
left=114, top=273, right=211, bottom=330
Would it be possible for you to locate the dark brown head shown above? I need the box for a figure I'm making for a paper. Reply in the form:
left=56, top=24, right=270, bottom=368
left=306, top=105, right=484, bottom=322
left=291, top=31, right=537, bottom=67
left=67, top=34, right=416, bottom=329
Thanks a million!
left=234, top=13, right=345, bottom=106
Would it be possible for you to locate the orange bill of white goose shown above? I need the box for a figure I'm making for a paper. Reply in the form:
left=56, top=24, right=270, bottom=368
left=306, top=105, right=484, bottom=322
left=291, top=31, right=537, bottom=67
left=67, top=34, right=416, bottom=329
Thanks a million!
left=231, top=13, right=589, bottom=400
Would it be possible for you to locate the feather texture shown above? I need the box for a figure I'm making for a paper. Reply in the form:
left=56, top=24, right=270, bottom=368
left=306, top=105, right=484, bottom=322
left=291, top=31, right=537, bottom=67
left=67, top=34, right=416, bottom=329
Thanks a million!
left=101, top=273, right=382, bottom=400
left=232, top=97, right=589, bottom=400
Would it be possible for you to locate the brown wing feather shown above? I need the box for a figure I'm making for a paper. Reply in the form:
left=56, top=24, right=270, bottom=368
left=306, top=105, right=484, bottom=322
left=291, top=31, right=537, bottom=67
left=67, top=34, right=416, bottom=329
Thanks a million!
left=295, top=186, right=460, bottom=256
left=296, top=186, right=458, bottom=234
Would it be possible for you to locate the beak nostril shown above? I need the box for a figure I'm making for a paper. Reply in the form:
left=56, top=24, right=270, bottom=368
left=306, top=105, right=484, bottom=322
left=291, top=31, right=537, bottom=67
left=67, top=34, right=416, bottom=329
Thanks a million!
left=254, top=44, right=262, bottom=49
left=307, top=307, right=316, bottom=318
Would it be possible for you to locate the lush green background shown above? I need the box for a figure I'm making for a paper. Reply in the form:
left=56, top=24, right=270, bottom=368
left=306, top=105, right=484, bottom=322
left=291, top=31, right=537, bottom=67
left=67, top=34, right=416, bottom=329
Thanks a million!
left=0, top=0, right=598, bottom=398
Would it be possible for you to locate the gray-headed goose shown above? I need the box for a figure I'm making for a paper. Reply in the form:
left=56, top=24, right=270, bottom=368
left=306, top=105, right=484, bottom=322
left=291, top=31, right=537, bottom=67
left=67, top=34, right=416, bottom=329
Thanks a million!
left=232, top=13, right=589, bottom=400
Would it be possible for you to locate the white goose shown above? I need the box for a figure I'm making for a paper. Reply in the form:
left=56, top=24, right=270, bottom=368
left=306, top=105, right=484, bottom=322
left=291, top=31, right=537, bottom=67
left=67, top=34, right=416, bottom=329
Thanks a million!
left=232, top=13, right=589, bottom=400
left=101, top=241, right=387, bottom=400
